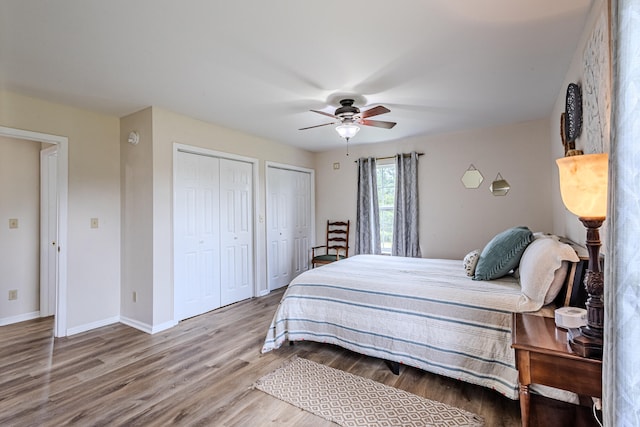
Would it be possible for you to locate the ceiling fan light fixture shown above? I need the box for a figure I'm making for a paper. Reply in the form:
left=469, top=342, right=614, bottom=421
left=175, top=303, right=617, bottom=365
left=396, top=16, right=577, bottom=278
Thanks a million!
left=335, top=123, right=360, bottom=141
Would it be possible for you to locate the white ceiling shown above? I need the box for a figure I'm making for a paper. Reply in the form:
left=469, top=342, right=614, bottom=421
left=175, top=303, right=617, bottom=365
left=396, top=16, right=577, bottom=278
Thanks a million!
left=0, top=1, right=593, bottom=152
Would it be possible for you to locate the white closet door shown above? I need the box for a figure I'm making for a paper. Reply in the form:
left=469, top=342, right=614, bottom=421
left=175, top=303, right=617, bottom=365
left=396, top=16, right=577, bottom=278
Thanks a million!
left=40, top=146, right=58, bottom=317
left=219, top=158, right=253, bottom=306
left=267, top=168, right=294, bottom=290
left=293, top=170, right=311, bottom=276
left=267, top=167, right=312, bottom=291
left=174, top=152, right=221, bottom=321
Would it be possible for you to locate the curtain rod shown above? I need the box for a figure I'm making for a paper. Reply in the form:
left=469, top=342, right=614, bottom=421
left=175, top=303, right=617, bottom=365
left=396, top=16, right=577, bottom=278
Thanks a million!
left=353, top=152, right=424, bottom=163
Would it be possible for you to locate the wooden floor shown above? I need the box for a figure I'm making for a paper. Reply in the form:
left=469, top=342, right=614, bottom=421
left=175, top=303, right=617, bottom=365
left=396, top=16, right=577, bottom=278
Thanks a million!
left=0, top=289, right=597, bottom=426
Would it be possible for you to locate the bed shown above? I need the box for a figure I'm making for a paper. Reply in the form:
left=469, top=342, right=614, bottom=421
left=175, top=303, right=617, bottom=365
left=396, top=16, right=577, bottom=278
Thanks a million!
left=262, top=230, right=581, bottom=400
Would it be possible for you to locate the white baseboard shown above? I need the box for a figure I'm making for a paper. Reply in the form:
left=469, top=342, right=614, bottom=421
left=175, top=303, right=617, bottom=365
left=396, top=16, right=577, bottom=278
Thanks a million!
left=258, top=289, right=270, bottom=297
left=0, top=311, right=40, bottom=326
left=1, top=312, right=178, bottom=336
left=66, top=316, right=120, bottom=336
left=150, top=320, right=178, bottom=334
left=120, top=316, right=177, bottom=335
left=119, top=316, right=152, bottom=334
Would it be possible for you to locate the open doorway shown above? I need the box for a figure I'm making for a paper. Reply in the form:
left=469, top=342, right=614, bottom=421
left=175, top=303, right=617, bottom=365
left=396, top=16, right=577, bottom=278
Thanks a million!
left=0, top=126, right=68, bottom=337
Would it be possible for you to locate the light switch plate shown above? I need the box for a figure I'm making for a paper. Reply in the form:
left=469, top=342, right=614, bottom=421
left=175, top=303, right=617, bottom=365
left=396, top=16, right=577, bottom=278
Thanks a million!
left=9, top=218, right=18, bottom=229
left=90, top=218, right=99, bottom=228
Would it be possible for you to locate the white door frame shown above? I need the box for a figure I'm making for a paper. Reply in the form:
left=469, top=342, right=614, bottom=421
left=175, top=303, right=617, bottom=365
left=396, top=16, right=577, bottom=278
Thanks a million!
left=172, top=143, right=259, bottom=320
left=0, top=126, right=68, bottom=337
left=265, top=162, right=315, bottom=291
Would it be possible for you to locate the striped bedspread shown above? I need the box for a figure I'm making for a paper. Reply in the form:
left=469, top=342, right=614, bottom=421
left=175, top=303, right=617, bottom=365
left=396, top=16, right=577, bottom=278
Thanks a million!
left=262, top=254, right=539, bottom=399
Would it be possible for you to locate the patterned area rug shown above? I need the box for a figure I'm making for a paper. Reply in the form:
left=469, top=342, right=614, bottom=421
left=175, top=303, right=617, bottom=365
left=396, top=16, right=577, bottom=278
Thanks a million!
left=254, top=356, right=484, bottom=427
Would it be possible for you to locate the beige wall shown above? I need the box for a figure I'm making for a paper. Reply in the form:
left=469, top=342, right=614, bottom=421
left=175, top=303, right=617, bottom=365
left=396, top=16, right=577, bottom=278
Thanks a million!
left=314, top=118, right=554, bottom=259
left=0, top=136, right=40, bottom=323
left=120, top=106, right=315, bottom=329
left=120, top=108, right=154, bottom=326
left=550, top=0, right=610, bottom=249
left=0, top=90, right=121, bottom=332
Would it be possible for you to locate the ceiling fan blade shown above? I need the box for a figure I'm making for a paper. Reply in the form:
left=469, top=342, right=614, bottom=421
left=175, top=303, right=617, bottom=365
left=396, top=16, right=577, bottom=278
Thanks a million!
left=359, top=119, right=396, bottom=129
left=299, top=122, right=337, bottom=130
left=310, top=109, right=339, bottom=119
left=360, top=105, right=390, bottom=119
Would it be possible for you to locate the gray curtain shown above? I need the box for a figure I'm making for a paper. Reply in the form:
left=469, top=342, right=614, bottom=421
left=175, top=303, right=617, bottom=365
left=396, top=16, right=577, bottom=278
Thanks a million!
left=392, top=152, right=421, bottom=257
left=355, top=157, right=381, bottom=255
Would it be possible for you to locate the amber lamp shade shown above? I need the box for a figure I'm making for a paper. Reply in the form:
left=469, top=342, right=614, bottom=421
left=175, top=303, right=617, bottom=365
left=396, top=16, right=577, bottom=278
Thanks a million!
left=556, top=152, right=608, bottom=359
left=556, top=153, right=608, bottom=219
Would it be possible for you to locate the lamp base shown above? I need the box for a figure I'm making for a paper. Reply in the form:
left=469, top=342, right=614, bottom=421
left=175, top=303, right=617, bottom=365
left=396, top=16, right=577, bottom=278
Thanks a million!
left=568, top=327, right=603, bottom=359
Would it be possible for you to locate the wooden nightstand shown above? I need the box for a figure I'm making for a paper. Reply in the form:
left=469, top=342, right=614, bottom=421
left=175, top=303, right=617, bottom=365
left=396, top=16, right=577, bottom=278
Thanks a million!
left=512, top=313, right=602, bottom=427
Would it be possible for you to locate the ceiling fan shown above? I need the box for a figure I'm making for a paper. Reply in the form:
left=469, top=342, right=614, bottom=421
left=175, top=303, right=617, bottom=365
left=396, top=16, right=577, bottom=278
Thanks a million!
left=299, top=99, right=396, bottom=141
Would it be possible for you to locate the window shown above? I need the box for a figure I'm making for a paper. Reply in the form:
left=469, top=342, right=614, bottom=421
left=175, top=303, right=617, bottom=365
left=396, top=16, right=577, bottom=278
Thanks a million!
left=376, top=163, right=395, bottom=254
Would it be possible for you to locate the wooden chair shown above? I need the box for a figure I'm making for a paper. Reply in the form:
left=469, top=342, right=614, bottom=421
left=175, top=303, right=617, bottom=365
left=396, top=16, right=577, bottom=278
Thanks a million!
left=312, top=220, right=350, bottom=268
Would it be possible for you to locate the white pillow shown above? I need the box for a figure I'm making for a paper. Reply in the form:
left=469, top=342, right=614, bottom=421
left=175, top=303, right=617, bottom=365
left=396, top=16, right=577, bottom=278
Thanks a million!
left=544, top=261, right=569, bottom=304
left=518, top=239, right=579, bottom=306
left=533, top=232, right=560, bottom=241
left=463, top=250, right=480, bottom=277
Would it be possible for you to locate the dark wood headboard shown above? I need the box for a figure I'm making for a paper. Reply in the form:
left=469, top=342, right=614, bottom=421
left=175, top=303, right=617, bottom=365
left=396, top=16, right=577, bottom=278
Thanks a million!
left=551, top=238, right=590, bottom=309
left=553, top=257, right=589, bottom=309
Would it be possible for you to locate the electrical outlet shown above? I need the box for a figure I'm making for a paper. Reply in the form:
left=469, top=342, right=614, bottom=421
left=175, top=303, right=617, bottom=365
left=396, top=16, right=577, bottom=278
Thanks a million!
left=8, top=290, right=18, bottom=300
left=9, top=218, right=18, bottom=229
left=333, top=162, right=340, bottom=170
left=132, top=291, right=137, bottom=303
left=90, top=218, right=99, bottom=228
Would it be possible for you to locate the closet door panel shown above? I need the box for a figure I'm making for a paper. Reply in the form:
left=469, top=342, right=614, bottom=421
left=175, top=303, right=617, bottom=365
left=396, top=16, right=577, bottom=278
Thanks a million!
left=266, top=167, right=312, bottom=291
left=219, top=158, right=253, bottom=306
left=174, top=152, right=221, bottom=321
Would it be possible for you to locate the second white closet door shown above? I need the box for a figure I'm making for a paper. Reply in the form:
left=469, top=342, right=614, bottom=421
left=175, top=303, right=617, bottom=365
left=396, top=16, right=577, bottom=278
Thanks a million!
left=219, top=158, right=253, bottom=306
left=267, top=167, right=311, bottom=291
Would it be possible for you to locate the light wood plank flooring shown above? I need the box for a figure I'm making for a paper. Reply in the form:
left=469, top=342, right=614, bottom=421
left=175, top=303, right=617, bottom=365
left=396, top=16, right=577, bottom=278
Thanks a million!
left=0, top=288, right=526, bottom=426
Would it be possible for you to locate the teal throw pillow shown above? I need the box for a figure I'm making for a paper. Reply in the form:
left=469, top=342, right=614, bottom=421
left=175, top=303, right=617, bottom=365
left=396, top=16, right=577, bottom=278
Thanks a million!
left=473, top=226, right=533, bottom=281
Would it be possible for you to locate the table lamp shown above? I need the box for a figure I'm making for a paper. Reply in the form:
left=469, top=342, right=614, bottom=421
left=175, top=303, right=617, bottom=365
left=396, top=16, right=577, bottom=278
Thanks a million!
left=556, top=153, right=608, bottom=359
